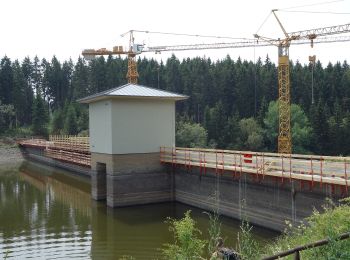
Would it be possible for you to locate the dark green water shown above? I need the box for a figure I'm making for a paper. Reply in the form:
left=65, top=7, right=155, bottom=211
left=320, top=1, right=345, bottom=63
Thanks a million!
left=0, top=161, right=278, bottom=259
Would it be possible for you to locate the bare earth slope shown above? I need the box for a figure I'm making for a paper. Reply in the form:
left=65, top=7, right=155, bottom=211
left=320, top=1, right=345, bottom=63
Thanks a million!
left=0, top=138, right=23, bottom=165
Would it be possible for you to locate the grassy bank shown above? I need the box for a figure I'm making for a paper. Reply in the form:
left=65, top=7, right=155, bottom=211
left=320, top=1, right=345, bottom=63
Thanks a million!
left=159, top=198, right=350, bottom=260
left=261, top=198, right=350, bottom=259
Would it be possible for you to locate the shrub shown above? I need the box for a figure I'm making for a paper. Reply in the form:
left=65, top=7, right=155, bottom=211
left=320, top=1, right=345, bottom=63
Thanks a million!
left=161, top=210, right=207, bottom=260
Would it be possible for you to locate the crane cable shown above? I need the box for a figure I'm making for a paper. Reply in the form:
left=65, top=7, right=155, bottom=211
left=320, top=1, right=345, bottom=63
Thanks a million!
left=311, top=60, right=315, bottom=104
left=254, top=38, right=257, bottom=117
left=278, top=0, right=344, bottom=10
left=279, top=10, right=350, bottom=15
left=125, top=29, right=251, bottom=41
left=255, top=11, right=272, bottom=35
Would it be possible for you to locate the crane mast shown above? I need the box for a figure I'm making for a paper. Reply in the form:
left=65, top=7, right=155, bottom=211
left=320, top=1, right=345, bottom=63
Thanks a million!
left=275, top=10, right=293, bottom=154
left=254, top=11, right=350, bottom=154
left=126, top=30, right=139, bottom=84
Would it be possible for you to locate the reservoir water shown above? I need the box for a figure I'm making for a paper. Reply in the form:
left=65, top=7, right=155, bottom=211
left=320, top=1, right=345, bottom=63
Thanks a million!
left=0, top=161, right=278, bottom=259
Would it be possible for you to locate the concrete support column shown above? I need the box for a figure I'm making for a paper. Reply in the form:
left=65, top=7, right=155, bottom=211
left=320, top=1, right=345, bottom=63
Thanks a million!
left=91, top=152, right=173, bottom=207
left=103, top=152, right=173, bottom=207
left=91, top=162, right=107, bottom=200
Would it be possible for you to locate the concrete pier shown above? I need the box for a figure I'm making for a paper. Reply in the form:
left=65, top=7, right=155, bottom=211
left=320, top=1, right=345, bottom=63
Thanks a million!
left=91, top=152, right=173, bottom=207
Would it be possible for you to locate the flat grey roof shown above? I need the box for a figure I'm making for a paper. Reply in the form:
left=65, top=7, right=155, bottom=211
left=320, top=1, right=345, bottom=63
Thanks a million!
left=77, top=83, right=189, bottom=103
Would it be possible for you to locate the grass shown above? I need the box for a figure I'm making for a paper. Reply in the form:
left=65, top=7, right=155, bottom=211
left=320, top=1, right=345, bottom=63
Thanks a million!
left=261, top=198, right=350, bottom=259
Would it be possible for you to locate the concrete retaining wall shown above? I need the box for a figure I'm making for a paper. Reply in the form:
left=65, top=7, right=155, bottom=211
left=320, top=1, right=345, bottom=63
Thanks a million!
left=174, top=168, right=336, bottom=231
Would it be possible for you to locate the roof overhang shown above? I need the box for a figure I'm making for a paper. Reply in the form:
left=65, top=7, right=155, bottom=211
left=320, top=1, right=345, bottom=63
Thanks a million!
left=77, top=83, right=189, bottom=104
left=78, top=94, right=189, bottom=104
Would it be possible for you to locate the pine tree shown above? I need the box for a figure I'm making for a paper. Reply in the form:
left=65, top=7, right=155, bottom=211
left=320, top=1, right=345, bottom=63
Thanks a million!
left=12, top=60, right=26, bottom=127
left=21, top=57, right=34, bottom=125
left=50, top=108, right=64, bottom=134
left=32, top=93, right=48, bottom=137
left=72, top=57, right=89, bottom=99
left=63, top=104, right=78, bottom=135
left=0, top=56, right=13, bottom=104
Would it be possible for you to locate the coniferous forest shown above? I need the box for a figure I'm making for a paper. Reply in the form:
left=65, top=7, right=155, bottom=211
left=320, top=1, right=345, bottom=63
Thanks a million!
left=1, top=54, right=350, bottom=156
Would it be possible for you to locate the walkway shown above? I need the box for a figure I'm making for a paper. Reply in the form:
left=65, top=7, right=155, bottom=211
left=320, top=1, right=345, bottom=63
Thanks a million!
left=18, top=136, right=90, bottom=167
left=160, top=147, right=350, bottom=190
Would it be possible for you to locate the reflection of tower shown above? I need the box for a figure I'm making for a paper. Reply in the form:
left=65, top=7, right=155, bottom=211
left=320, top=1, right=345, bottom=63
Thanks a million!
left=90, top=203, right=176, bottom=259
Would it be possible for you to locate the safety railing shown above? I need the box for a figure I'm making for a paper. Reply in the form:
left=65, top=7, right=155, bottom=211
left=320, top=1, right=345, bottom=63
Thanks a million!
left=18, top=136, right=91, bottom=167
left=160, top=147, right=350, bottom=190
left=262, top=232, right=350, bottom=260
left=49, top=135, right=90, bottom=153
left=45, top=148, right=91, bottom=167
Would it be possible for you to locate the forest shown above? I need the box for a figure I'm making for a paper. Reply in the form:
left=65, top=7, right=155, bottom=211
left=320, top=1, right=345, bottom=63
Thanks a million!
left=0, top=54, right=349, bottom=156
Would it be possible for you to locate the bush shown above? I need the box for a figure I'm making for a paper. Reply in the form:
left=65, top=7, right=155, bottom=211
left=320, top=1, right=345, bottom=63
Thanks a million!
left=176, top=121, right=208, bottom=148
left=205, top=210, right=222, bottom=256
left=161, top=210, right=207, bottom=260
left=236, top=220, right=260, bottom=260
left=6, top=126, right=33, bottom=138
left=237, top=118, right=264, bottom=151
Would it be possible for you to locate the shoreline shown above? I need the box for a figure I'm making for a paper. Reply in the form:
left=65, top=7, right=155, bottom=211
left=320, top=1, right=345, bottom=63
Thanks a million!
left=0, top=145, right=24, bottom=166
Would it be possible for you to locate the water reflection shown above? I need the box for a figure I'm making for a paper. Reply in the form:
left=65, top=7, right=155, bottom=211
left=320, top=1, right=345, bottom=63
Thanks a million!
left=0, top=162, right=91, bottom=259
left=0, top=161, right=278, bottom=259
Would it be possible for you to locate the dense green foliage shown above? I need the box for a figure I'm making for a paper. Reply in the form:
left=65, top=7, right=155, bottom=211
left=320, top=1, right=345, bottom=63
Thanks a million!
left=31, top=93, right=48, bottom=137
left=161, top=211, right=206, bottom=260
left=236, top=220, right=260, bottom=260
left=264, top=101, right=313, bottom=153
left=262, top=198, right=350, bottom=259
left=205, top=210, right=222, bottom=257
left=0, top=54, right=350, bottom=155
left=176, top=121, right=208, bottom=148
left=163, top=200, right=350, bottom=260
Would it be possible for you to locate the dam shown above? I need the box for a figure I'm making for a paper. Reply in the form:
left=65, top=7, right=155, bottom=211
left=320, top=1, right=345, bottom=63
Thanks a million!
left=18, top=83, right=350, bottom=232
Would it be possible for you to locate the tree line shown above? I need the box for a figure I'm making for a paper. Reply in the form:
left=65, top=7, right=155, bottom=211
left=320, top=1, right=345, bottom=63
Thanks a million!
left=0, top=54, right=349, bottom=155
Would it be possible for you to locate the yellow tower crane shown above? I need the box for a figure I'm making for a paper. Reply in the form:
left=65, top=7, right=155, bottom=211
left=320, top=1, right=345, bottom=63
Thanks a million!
left=82, top=23, right=350, bottom=153
left=82, top=30, right=144, bottom=84
left=254, top=10, right=350, bottom=153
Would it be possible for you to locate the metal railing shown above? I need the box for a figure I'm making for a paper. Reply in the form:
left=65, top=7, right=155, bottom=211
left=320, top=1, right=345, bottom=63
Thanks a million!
left=49, top=135, right=90, bottom=153
left=160, top=147, right=350, bottom=189
left=262, top=232, right=350, bottom=259
left=18, top=136, right=91, bottom=167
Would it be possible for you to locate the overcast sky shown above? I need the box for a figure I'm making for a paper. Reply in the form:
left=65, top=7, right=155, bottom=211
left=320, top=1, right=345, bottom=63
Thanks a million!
left=1, top=0, right=349, bottom=66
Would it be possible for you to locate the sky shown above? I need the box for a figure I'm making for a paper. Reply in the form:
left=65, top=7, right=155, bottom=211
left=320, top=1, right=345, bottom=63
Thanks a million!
left=0, top=0, right=349, bottom=66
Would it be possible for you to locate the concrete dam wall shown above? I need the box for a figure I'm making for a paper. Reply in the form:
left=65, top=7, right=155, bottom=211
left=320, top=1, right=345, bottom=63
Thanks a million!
left=21, top=146, right=338, bottom=232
